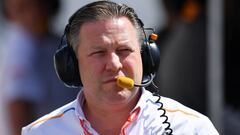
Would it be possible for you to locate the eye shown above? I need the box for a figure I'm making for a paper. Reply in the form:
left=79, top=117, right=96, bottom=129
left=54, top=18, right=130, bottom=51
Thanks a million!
left=94, top=51, right=104, bottom=54
left=117, top=48, right=133, bottom=55
left=119, top=49, right=130, bottom=52
left=89, top=50, right=106, bottom=56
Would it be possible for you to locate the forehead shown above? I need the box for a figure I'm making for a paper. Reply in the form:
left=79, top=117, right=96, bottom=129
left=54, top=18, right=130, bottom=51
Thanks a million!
left=79, top=17, right=137, bottom=38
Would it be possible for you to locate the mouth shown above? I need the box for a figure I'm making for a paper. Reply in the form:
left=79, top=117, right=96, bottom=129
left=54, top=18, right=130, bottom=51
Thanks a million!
left=103, top=77, right=118, bottom=84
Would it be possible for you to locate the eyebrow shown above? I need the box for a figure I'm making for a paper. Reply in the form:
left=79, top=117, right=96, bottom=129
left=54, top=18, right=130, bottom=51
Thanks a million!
left=86, top=45, right=106, bottom=56
left=90, top=40, right=131, bottom=49
left=89, top=45, right=106, bottom=50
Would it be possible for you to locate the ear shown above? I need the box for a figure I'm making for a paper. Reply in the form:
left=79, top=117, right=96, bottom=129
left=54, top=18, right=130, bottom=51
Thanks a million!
left=54, top=45, right=82, bottom=87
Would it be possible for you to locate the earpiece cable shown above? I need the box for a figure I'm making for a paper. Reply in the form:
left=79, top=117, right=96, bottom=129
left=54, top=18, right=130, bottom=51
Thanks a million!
left=134, top=74, right=155, bottom=87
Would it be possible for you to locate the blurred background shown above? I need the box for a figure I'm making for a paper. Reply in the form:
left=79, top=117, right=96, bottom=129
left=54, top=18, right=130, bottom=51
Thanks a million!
left=0, top=0, right=239, bottom=135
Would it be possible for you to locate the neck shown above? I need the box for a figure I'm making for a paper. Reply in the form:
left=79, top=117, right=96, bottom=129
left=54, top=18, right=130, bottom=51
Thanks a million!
left=83, top=90, right=141, bottom=135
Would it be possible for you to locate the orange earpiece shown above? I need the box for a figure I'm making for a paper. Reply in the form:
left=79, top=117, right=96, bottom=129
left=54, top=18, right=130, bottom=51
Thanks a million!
left=149, top=33, right=158, bottom=41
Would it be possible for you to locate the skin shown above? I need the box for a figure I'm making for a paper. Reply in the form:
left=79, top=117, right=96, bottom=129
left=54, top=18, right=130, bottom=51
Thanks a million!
left=76, top=17, right=143, bottom=134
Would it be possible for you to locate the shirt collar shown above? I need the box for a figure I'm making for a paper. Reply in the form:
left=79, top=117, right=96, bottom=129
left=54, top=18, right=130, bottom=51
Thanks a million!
left=75, top=89, right=86, bottom=120
left=130, top=87, right=150, bottom=120
left=75, top=87, right=151, bottom=122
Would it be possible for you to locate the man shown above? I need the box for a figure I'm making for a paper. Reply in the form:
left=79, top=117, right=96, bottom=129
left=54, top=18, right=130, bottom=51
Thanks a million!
left=22, top=1, right=219, bottom=135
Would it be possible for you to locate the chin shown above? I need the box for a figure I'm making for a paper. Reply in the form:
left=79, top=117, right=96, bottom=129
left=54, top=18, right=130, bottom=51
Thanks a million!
left=104, top=87, right=131, bottom=102
left=101, top=82, right=138, bottom=102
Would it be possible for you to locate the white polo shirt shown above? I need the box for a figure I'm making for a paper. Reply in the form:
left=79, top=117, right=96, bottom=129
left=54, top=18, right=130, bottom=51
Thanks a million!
left=22, top=88, right=219, bottom=135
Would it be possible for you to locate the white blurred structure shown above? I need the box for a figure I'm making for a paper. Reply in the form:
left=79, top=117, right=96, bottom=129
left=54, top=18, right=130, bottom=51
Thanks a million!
left=207, top=0, right=224, bottom=134
left=0, top=87, right=11, bottom=135
left=0, top=22, right=11, bottom=135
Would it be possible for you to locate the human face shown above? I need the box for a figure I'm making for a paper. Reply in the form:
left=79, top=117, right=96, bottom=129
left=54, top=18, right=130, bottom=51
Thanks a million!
left=77, top=17, right=143, bottom=107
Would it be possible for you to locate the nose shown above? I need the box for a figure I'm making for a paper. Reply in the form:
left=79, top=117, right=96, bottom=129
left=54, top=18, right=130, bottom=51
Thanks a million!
left=105, top=52, right=123, bottom=72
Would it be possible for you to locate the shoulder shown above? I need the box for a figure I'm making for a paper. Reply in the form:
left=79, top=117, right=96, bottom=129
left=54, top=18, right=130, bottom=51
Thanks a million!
left=160, top=96, right=219, bottom=134
left=142, top=90, right=218, bottom=134
left=22, top=100, right=77, bottom=135
left=160, top=96, right=205, bottom=118
left=142, top=90, right=208, bottom=119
